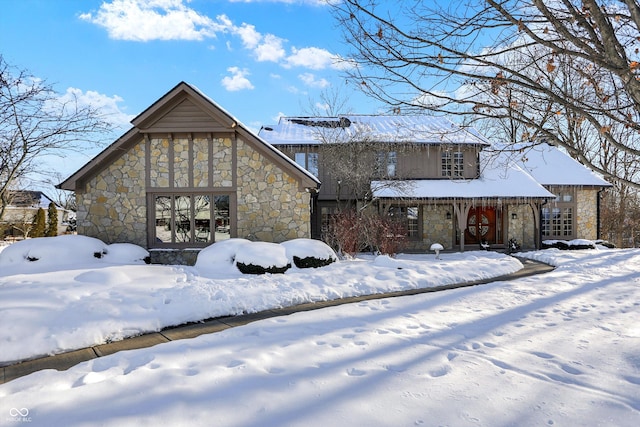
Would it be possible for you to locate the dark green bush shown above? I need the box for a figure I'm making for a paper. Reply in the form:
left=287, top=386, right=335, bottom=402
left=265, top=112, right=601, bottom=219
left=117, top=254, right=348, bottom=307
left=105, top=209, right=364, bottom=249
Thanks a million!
left=542, top=240, right=596, bottom=250
left=236, top=262, right=290, bottom=275
left=293, top=255, right=335, bottom=269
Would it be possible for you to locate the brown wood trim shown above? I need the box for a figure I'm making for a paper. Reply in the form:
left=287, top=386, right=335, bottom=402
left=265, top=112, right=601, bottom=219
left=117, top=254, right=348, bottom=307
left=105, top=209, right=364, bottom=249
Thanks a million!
left=188, top=133, right=194, bottom=188
left=207, top=133, right=214, bottom=188
left=232, top=132, right=238, bottom=189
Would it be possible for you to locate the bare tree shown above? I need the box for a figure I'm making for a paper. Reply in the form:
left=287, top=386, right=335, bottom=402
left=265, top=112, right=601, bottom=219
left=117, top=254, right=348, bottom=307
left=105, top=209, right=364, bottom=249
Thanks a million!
left=0, top=56, right=113, bottom=220
left=332, top=0, right=640, bottom=188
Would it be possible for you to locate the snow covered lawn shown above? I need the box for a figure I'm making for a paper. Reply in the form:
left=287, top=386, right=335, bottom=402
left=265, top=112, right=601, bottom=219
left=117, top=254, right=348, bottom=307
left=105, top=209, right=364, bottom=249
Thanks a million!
left=0, top=238, right=521, bottom=365
left=1, top=243, right=639, bottom=426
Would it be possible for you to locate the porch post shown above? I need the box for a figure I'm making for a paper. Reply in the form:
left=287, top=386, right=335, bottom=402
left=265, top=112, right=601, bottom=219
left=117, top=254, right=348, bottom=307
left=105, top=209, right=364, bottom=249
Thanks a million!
left=453, top=202, right=471, bottom=252
left=529, top=201, right=542, bottom=249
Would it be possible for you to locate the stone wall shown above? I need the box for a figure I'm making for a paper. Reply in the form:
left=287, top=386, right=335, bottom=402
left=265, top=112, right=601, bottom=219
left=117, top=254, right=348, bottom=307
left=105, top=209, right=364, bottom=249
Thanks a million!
left=577, top=188, right=599, bottom=240
left=77, top=139, right=147, bottom=247
left=419, top=204, right=454, bottom=251
left=236, top=139, right=311, bottom=242
left=506, top=204, right=536, bottom=249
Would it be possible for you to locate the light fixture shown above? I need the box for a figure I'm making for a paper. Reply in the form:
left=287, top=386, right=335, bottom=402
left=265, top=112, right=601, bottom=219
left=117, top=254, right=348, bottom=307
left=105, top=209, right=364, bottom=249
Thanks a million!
left=511, top=212, right=518, bottom=219
left=446, top=211, right=452, bottom=219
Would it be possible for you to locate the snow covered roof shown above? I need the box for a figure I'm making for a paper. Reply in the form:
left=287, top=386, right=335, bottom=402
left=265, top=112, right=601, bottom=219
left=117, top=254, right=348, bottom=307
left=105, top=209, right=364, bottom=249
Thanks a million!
left=259, top=115, right=492, bottom=147
left=6, top=191, right=57, bottom=208
left=373, top=151, right=555, bottom=199
left=504, top=143, right=611, bottom=187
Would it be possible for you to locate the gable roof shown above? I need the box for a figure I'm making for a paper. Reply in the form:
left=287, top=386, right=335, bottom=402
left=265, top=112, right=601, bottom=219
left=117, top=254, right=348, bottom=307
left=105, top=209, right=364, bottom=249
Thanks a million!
left=59, top=82, right=320, bottom=191
left=259, top=115, right=492, bottom=147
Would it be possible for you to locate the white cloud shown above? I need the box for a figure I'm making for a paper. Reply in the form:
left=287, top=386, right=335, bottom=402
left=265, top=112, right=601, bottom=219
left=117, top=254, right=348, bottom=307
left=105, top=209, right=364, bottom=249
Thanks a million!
left=80, top=0, right=345, bottom=72
left=54, top=87, right=134, bottom=129
left=229, top=0, right=330, bottom=5
left=221, top=67, right=254, bottom=91
left=315, top=102, right=330, bottom=112
left=235, top=23, right=262, bottom=49
left=254, top=34, right=286, bottom=62
left=299, top=72, right=330, bottom=88
left=233, top=23, right=286, bottom=62
left=285, top=47, right=342, bottom=70
left=79, top=0, right=230, bottom=41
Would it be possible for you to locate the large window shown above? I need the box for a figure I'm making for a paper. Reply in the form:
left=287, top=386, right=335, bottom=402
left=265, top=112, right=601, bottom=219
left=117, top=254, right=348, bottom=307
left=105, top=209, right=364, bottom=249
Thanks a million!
left=542, top=207, right=573, bottom=238
left=441, top=151, right=464, bottom=177
left=542, top=189, right=575, bottom=239
left=153, top=194, right=230, bottom=246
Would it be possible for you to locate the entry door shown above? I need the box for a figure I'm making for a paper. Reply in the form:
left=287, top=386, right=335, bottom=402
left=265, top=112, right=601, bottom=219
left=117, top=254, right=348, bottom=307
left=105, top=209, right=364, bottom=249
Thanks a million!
left=465, top=206, right=497, bottom=244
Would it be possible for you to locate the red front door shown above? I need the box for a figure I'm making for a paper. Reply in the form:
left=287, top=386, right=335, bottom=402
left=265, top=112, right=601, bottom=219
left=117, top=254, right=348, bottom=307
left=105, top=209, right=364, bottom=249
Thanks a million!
left=465, top=207, right=497, bottom=245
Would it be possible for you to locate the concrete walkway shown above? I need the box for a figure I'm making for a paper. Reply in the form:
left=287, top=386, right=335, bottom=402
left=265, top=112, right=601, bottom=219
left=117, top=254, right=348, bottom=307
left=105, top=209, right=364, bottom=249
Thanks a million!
left=0, top=257, right=553, bottom=384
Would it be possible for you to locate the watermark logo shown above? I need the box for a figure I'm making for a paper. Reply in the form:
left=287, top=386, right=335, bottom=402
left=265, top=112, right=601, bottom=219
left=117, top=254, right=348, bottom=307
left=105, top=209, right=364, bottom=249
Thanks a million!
left=7, top=408, right=31, bottom=423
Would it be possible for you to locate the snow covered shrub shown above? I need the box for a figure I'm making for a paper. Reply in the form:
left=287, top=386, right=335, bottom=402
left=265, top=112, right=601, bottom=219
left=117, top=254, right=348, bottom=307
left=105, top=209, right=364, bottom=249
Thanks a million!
left=595, top=239, right=615, bottom=249
left=194, top=238, right=252, bottom=271
left=542, top=239, right=597, bottom=250
left=104, top=243, right=151, bottom=264
left=281, top=238, right=337, bottom=269
left=235, top=241, right=290, bottom=274
left=0, top=235, right=109, bottom=269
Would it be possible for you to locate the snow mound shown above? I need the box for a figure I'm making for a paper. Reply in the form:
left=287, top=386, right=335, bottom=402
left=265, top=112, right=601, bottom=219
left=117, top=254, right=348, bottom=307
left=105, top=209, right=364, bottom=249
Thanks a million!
left=194, top=238, right=252, bottom=273
left=0, top=236, right=151, bottom=273
left=196, top=239, right=337, bottom=274
left=0, top=235, right=108, bottom=268
left=104, top=243, right=150, bottom=264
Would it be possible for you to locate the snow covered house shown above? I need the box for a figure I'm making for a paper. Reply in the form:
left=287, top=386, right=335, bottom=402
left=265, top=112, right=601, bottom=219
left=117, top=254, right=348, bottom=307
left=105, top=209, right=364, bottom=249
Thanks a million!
left=259, top=115, right=611, bottom=251
left=59, top=82, right=320, bottom=264
left=1, top=191, right=71, bottom=239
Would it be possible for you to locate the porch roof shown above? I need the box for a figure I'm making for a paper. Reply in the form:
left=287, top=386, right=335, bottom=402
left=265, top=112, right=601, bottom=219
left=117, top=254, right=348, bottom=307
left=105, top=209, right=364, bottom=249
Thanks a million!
left=373, top=152, right=555, bottom=200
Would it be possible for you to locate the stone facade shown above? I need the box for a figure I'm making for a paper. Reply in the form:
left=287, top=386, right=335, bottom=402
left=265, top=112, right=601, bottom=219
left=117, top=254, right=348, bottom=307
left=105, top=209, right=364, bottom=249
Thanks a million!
left=75, top=132, right=312, bottom=263
left=576, top=188, right=599, bottom=240
left=236, top=139, right=311, bottom=242
left=506, top=204, right=536, bottom=249
left=419, top=204, right=454, bottom=251
left=77, top=139, right=147, bottom=247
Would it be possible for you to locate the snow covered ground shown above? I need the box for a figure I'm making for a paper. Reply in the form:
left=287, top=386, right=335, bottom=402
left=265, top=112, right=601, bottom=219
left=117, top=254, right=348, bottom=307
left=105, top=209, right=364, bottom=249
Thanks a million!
left=1, top=240, right=639, bottom=426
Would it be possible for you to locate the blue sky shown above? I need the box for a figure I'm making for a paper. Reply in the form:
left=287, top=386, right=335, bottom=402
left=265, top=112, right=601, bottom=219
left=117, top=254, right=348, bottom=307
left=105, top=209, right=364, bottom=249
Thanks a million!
left=1, top=0, right=381, bottom=180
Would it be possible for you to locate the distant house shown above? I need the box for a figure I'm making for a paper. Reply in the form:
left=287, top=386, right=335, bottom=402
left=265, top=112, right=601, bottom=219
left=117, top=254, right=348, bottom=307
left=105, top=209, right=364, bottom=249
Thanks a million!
left=59, top=82, right=320, bottom=264
left=1, top=191, right=71, bottom=239
left=259, top=115, right=611, bottom=251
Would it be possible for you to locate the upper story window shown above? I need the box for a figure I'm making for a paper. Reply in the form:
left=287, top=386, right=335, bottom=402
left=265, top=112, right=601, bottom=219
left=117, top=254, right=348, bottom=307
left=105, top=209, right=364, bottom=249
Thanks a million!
left=295, top=152, right=319, bottom=177
left=442, top=151, right=464, bottom=177
left=376, top=151, right=397, bottom=177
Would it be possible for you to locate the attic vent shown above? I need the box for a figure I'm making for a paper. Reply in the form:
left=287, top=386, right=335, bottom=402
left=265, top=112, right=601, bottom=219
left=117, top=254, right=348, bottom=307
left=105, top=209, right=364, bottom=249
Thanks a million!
left=290, top=117, right=352, bottom=128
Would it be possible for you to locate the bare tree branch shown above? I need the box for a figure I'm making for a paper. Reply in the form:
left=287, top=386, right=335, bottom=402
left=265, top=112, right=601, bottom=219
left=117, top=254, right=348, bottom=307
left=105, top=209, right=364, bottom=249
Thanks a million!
left=332, top=0, right=640, bottom=188
left=0, top=56, right=113, bottom=220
